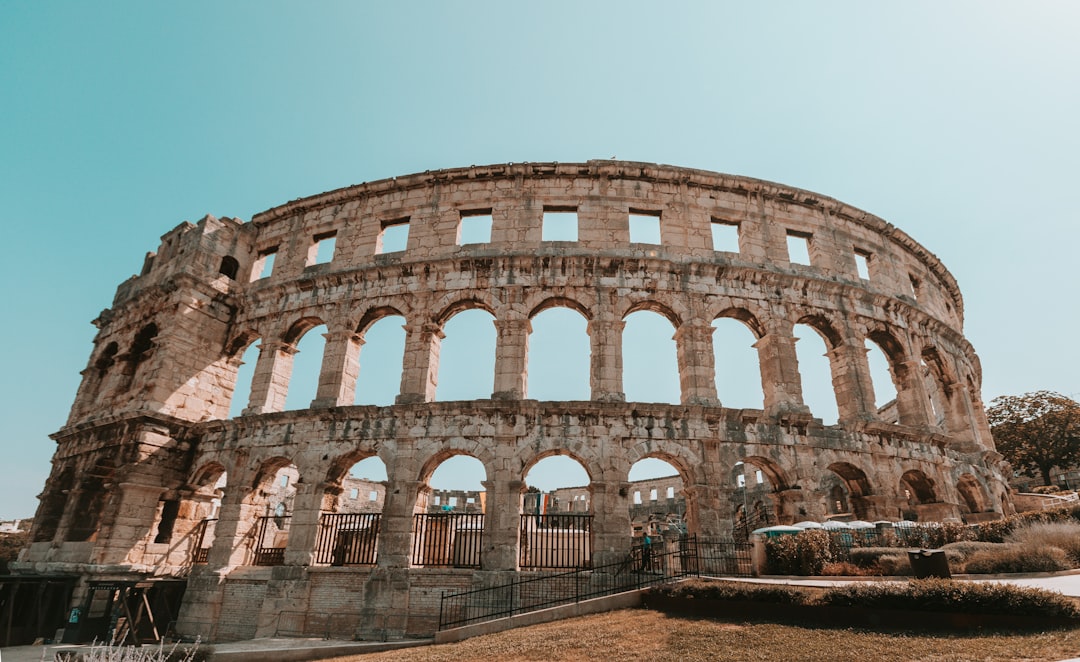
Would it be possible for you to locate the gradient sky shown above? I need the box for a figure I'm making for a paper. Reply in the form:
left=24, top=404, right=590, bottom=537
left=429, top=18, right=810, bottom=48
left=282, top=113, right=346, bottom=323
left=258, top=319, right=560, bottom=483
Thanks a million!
left=1, top=2, right=1078, bottom=519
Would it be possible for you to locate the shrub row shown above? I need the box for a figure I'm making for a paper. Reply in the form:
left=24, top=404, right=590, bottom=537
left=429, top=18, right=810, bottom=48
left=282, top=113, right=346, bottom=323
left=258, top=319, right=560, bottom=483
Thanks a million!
left=649, top=578, right=1080, bottom=620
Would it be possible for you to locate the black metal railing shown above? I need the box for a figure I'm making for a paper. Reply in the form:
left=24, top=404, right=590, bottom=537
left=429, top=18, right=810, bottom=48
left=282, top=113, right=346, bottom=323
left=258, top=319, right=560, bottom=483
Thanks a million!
left=519, top=514, right=593, bottom=569
left=191, top=518, right=217, bottom=564
left=313, top=513, right=381, bottom=566
left=253, top=515, right=291, bottom=566
left=438, top=534, right=751, bottom=630
left=412, top=513, right=484, bottom=567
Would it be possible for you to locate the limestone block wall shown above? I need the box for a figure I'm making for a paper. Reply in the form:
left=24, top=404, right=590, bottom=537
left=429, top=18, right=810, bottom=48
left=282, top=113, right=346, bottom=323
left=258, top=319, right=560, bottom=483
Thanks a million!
left=24, top=161, right=1012, bottom=642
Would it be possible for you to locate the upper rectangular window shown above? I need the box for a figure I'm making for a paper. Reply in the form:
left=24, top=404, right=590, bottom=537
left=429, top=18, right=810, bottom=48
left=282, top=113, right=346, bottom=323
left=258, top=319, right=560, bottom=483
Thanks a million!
left=369, top=490, right=378, bottom=502
left=909, top=274, right=921, bottom=301
left=711, top=219, right=740, bottom=253
left=650, top=488, right=658, bottom=501
left=629, top=210, right=662, bottom=244
left=542, top=207, right=578, bottom=241
left=854, top=249, right=871, bottom=280
left=350, top=488, right=359, bottom=500
left=458, top=210, right=492, bottom=245
left=786, top=231, right=812, bottom=265
left=377, top=218, right=410, bottom=254
left=253, top=247, right=278, bottom=280
left=307, top=231, right=337, bottom=266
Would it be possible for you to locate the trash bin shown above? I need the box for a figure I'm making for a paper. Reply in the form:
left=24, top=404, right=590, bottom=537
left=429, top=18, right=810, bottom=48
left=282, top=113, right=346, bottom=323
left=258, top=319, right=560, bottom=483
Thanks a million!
left=907, top=548, right=951, bottom=579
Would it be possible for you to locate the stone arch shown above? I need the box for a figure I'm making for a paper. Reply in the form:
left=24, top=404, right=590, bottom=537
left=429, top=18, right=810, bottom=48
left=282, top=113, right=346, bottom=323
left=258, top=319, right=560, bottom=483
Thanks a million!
left=520, top=448, right=598, bottom=487
left=956, top=472, right=990, bottom=516
left=433, top=296, right=498, bottom=326
left=824, top=461, right=873, bottom=520
left=94, top=342, right=119, bottom=378
left=356, top=305, right=408, bottom=335
left=224, top=330, right=261, bottom=358
left=417, top=445, right=495, bottom=487
left=794, top=313, right=844, bottom=349
left=528, top=295, right=592, bottom=321
left=33, top=464, right=76, bottom=542
left=325, top=449, right=382, bottom=488
left=282, top=316, right=326, bottom=346
left=715, top=307, right=766, bottom=340
left=626, top=453, right=689, bottom=538
left=900, top=469, right=937, bottom=504
left=66, top=456, right=118, bottom=542
left=621, top=299, right=683, bottom=327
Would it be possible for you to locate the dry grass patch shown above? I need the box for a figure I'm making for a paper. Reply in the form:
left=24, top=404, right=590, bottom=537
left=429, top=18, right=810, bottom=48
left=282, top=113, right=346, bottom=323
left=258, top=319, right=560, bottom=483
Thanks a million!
left=327, top=609, right=1080, bottom=662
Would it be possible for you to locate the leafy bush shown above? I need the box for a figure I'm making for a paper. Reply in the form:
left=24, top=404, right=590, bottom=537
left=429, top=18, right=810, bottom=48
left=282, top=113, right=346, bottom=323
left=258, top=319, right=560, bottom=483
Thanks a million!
left=650, top=578, right=809, bottom=605
left=940, top=540, right=1009, bottom=563
left=963, top=545, right=1071, bottom=574
left=975, top=504, right=1080, bottom=543
left=1031, top=485, right=1063, bottom=494
left=1006, top=522, right=1080, bottom=565
left=764, top=530, right=837, bottom=575
left=820, top=561, right=882, bottom=576
left=816, top=578, right=1080, bottom=619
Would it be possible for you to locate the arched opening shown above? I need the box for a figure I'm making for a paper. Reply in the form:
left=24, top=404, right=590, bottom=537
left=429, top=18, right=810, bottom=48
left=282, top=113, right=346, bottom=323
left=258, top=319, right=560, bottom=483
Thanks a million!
left=793, top=323, right=839, bottom=424
left=957, top=473, right=990, bottom=520
left=712, top=316, right=763, bottom=409
left=921, top=347, right=954, bottom=429
left=412, top=454, right=487, bottom=567
left=522, top=454, right=592, bottom=569
left=65, top=458, right=117, bottom=542
left=218, top=256, right=240, bottom=280
left=283, top=323, right=328, bottom=411
left=355, top=315, right=406, bottom=405
left=628, top=457, right=685, bottom=539
left=527, top=305, right=590, bottom=400
left=247, top=460, right=298, bottom=566
left=900, top=469, right=937, bottom=521
left=183, top=464, right=227, bottom=564
left=227, top=341, right=260, bottom=419
left=731, top=458, right=787, bottom=537
left=315, top=455, right=388, bottom=566
left=120, top=323, right=158, bottom=392
left=823, top=462, right=872, bottom=520
left=865, top=338, right=899, bottom=416
left=435, top=308, right=496, bottom=401
left=623, top=309, right=679, bottom=404
left=32, top=466, right=75, bottom=543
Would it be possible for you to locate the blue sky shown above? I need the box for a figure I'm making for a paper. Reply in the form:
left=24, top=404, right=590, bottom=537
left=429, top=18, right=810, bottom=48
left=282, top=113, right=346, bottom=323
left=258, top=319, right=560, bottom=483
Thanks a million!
left=1, top=2, right=1078, bottom=519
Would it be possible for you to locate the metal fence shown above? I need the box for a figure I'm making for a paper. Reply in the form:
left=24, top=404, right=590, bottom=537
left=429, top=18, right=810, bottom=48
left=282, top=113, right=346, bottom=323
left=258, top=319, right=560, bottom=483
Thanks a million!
left=412, top=513, right=484, bottom=567
left=253, top=515, right=291, bottom=566
left=519, top=514, right=593, bottom=569
left=191, top=518, right=217, bottom=564
left=313, top=513, right=381, bottom=566
left=438, top=534, right=751, bottom=631
left=692, top=535, right=755, bottom=576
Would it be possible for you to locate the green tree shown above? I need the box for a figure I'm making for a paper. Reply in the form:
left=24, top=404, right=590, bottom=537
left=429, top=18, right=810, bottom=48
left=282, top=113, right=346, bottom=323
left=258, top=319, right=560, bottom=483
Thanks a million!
left=987, top=391, right=1080, bottom=487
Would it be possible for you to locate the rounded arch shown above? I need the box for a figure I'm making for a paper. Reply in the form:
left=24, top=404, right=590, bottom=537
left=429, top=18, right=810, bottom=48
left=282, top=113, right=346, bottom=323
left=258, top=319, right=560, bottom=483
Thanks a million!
left=794, top=314, right=843, bottom=349
left=826, top=462, right=872, bottom=498
left=625, top=445, right=703, bottom=487
left=714, top=307, right=766, bottom=340
left=416, top=446, right=495, bottom=486
left=920, top=345, right=958, bottom=387
left=434, top=296, right=497, bottom=326
left=956, top=472, right=989, bottom=514
left=900, top=469, right=937, bottom=504
left=94, top=342, right=119, bottom=372
left=520, top=448, right=598, bottom=487
left=528, top=296, right=592, bottom=321
left=224, top=330, right=261, bottom=358
left=190, top=461, right=228, bottom=488
left=324, top=449, right=381, bottom=488
left=250, top=456, right=297, bottom=491
left=865, top=327, right=908, bottom=364
left=621, top=299, right=683, bottom=327
left=282, top=316, right=326, bottom=345
left=218, top=255, right=240, bottom=279
left=739, top=456, right=792, bottom=492
left=356, top=305, right=407, bottom=335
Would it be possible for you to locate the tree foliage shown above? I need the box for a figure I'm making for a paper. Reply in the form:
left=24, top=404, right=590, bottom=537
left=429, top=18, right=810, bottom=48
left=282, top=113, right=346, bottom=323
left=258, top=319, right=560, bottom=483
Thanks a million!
left=987, top=391, right=1080, bottom=486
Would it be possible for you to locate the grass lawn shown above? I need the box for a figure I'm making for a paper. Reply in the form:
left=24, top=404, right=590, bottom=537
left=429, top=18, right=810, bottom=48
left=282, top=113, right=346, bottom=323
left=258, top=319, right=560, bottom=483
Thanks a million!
left=328, top=608, right=1080, bottom=662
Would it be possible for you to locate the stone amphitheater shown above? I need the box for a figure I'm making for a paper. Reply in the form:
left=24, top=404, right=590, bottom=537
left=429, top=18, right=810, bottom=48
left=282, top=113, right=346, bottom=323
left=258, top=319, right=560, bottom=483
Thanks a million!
left=16, top=161, right=1012, bottom=642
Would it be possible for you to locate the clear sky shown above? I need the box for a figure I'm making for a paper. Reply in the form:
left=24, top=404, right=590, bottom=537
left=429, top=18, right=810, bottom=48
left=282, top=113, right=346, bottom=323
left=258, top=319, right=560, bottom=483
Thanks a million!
left=1, top=2, right=1078, bottom=519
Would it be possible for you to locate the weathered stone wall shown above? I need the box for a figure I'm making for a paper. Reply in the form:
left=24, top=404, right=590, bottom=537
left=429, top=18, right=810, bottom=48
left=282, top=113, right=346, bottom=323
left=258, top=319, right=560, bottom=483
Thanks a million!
left=21, top=161, right=1011, bottom=642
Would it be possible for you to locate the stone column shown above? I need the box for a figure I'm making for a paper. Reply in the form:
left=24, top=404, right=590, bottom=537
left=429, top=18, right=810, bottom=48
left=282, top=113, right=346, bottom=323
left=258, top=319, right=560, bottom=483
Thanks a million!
left=396, top=324, right=443, bottom=404
left=674, top=320, right=718, bottom=406
left=755, top=329, right=810, bottom=417
left=376, top=479, right=421, bottom=567
left=894, top=358, right=933, bottom=427
left=283, top=481, right=333, bottom=566
left=683, top=484, right=725, bottom=536
left=206, top=486, right=257, bottom=570
left=826, top=337, right=876, bottom=423
left=492, top=318, right=531, bottom=400
left=244, top=342, right=296, bottom=415
left=311, top=330, right=363, bottom=408
left=480, top=474, right=523, bottom=570
left=590, top=481, right=632, bottom=566
left=587, top=319, right=625, bottom=402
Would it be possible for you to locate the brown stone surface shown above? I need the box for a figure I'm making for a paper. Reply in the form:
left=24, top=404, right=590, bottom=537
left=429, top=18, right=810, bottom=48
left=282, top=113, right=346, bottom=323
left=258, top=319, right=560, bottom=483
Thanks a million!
left=17, top=161, right=1011, bottom=641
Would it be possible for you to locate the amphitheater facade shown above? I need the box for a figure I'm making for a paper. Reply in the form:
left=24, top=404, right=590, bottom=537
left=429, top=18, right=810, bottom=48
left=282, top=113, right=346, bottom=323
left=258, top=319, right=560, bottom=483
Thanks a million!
left=18, top=161, right=1011, bottom=642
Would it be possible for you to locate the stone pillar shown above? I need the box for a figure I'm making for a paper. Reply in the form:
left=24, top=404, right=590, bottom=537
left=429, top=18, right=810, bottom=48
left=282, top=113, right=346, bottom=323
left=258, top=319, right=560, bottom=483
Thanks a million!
left=311, top=330, right=363, bottom=408
left=376, top=479, right=421, bottom=567
left=93, top=482, right=165, bottom=565
left=206, top=486, right=257, bottom=569
left=826, top=337, right=876, bottom=423
left=674, top=320, right=718, bottom=406
left=590, top=481, right=632, bottom=566
left=244, top=342, right=296, bottom=415
left=396, top=323, right=443, bottom=404
left=283, top=481, right=333, bottom=566
left=894, top=358, right=933, bottom=427
left=480, top=475, right=523, bottom=570
left=684, top=484, right=725, bottom=536
left=492, top=318, right=531, bottom=400
left=755, top=329, right=810, bottom=417
left=587, top=319, right=625, bottom=402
